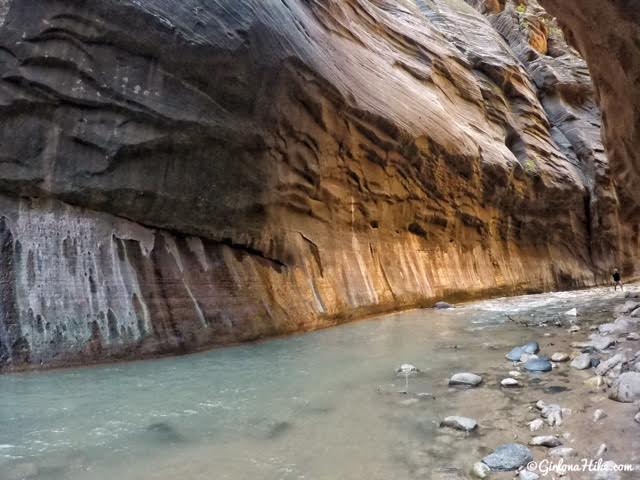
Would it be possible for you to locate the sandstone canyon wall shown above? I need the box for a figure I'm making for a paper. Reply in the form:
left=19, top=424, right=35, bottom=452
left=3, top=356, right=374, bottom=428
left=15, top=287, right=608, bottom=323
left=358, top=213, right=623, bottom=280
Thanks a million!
left=539, top=0, right=640, bottom=221
left=0, top=0, right=637, bottom=370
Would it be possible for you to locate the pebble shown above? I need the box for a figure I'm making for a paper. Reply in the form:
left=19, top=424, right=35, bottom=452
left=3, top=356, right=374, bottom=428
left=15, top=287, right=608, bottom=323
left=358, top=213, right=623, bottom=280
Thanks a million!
left=416, top=392, right=434, bottom=399
left=570, top=353, right=592, bottom=370
left=396, top=364, right=420, bottom=374
left=528, top=418, right=544, bottom=431
left=596, top=443, right=608, bottom=457
left=627, top=332, right=640, bottom=341
left=634, top=412, right=640, bottom=423
left=519, top=470, right=540, bottom=480
left=549, top=446, right=576, bottom=458
left=568, top=325, right=581, bottom=333
left=501, top=378, right=520, bottom=388
left=551, top=352, right=570, bottom=362
left=564, top=308, right=578, bottom=316
left=471, top=461, right=490, bottom=478
left=449, top=373, right=483, bottom=387
left=481, top=443, right=533, bottom=472
left=538, top=402, right=566, bottom=426
left=509, top=370, right=522, bottom=377
left=440, top=415, right=478, bottom=432
left=529, top=435, right=562, bottom=447
left=593, top=409, right=607, bottom=422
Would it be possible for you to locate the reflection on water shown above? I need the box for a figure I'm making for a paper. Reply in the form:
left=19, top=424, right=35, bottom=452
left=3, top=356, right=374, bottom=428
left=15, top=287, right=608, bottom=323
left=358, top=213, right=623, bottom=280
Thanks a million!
left=0, top=287, right=622, bottom=479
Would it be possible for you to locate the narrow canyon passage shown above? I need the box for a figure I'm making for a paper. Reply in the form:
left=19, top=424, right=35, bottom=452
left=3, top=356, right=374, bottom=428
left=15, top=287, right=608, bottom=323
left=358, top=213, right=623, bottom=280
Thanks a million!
left=1, top=0, right=640, bottom=479
left=0, top=0, right=638, bottom=371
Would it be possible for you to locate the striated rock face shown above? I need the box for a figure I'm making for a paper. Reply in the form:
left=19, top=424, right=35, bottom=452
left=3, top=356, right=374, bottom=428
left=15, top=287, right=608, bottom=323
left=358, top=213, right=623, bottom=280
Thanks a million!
left=0, top=0, right=637, bottom=369
left=539, top=0, right=640, bottom=220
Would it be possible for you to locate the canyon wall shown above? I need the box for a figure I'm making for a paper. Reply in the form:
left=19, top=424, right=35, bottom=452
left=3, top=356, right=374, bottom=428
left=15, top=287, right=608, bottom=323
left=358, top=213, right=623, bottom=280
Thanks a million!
left=539, top=0, right=640, bottom=221
left=0, top=0, right=637, bottom=370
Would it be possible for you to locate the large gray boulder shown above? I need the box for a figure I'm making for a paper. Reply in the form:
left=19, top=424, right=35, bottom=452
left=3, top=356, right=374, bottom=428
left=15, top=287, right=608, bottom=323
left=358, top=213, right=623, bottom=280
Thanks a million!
left=482, top=443, right=533, bottom=472
left=608, top=372, right=640, bottom=402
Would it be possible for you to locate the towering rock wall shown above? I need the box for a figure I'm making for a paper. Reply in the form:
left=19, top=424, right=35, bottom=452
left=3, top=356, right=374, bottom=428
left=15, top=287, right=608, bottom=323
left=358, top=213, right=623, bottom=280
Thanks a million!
left=0, top=0, right=636, bottom=370
left=539, top=0, right=640, bottom=222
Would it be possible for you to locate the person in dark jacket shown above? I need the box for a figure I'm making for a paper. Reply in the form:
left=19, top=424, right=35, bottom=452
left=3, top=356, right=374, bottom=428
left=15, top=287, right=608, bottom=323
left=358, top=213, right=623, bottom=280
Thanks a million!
left=612, top=268, right=623, bottom=291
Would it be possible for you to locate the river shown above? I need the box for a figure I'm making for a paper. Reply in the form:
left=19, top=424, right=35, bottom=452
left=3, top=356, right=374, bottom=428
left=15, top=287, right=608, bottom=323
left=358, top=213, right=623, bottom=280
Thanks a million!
left=0, top=287, right=627, bottom=480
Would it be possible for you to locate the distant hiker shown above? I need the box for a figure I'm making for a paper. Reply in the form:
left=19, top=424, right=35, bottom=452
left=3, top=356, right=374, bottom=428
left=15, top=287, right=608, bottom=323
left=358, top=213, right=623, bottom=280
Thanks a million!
left=612, top=268, right=623, bottom=291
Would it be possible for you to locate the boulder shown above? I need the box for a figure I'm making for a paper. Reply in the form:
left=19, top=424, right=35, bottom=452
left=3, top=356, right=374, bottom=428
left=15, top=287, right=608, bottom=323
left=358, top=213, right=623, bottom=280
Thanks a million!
left=482, top=443, right=533, bottom=472
left=590, top=335, right=616, bottom=351
left=506, top=346, right=525, bottom=362
left=440, top=416, right=478, bottom=432
left=449, top=373, right=483, bottom=387
left=523, top=358, right=552, bottom=372
left=598, top=318, right=633, bottom=336
left=571, top=353, right=591, bottom=370
left=614, top=301, right=640, bottom=315
left=595, top=353, right=625, bottom=376
left=609, top=372, right=640, bottom=402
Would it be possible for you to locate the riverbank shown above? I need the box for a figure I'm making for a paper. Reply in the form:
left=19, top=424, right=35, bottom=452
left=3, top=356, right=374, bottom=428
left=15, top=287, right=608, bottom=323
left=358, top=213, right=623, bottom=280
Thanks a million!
left=430, top=285, right=640, bottom=479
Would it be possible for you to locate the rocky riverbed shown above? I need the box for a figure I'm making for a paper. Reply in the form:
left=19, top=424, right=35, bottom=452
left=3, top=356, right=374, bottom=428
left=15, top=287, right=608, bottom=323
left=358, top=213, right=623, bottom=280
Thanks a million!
left=393, top=285, right=640, bottom=479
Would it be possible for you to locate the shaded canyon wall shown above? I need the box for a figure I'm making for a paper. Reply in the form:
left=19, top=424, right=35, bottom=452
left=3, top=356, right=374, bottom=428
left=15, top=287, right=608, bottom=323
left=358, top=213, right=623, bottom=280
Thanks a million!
left=0, top=0, right=637, bottom=369
left=539, top=0, right=640, bottom=221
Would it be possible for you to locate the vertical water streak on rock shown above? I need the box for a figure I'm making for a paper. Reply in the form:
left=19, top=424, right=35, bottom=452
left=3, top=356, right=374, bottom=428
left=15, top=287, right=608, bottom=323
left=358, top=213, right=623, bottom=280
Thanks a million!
left=0, top=217, right=27, bottom=365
